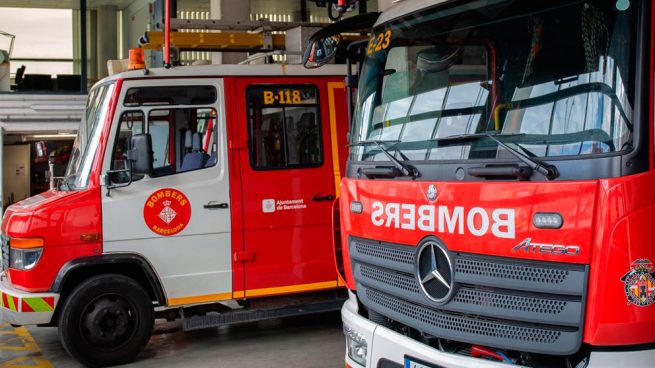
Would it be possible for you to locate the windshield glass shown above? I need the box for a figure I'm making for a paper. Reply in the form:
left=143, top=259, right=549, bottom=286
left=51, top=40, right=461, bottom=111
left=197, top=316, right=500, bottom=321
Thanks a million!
left=351, top=0, right=637, bottom=162
left=64, top=82, right=115, bottom=190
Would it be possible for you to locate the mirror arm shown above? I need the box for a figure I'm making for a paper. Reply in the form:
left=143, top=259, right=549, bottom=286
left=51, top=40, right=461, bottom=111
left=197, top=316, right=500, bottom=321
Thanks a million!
left=345, top=40, right=368, bottom=125
left=104, top=162, right=133, bottom=197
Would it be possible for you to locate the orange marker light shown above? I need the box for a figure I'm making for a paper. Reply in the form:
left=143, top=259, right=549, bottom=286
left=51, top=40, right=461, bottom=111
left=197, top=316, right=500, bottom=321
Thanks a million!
left=128, top=48, right=146, bottom=70
left=11, top=238, right=44, bottom=249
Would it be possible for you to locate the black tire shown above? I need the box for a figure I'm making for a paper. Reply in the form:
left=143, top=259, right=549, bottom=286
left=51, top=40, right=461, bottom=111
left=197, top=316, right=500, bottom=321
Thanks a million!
left=58, top=274, right=154, bottom=367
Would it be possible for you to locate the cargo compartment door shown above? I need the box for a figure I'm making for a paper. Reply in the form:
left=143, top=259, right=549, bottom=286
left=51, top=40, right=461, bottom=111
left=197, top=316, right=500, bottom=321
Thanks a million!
left=236, top=80, right=339, bottom=298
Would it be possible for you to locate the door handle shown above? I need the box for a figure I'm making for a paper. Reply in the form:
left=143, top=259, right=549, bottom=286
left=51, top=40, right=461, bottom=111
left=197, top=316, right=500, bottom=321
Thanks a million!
left=204, top=202, right=229, bottom=209
left=312, top=194, right=335, bottom=202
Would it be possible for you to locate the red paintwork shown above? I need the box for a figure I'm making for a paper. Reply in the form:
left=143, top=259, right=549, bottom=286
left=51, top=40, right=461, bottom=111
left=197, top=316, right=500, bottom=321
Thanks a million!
left=650, top=5, right=654, bottom=170
left=1, top=80, right=122, bottom=293
left=2, top=188, right=102, bottom=292
left=224, top=77, right=247, bottom=296
left=340, top=170, right=655, bottom=346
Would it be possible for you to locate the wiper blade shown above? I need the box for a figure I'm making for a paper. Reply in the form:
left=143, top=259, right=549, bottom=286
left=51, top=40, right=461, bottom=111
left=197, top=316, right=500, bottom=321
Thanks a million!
left=485, top=135, right=559, bottom=180
left=433, top=133, right=559, bottom=180
left=348, top=139, right=400, bottom=147
left=432, top=132, right=525, bottom=143
left=351, top=140, right=419, bottom=178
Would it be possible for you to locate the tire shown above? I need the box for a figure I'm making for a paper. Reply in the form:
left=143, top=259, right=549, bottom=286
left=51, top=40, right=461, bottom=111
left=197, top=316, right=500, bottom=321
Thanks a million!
left=58, top=274, right=154, bottom=367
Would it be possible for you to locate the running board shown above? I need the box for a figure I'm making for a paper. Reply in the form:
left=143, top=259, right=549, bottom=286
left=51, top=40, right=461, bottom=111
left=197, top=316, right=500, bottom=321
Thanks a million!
left=182, top=299, right=345, bottom=331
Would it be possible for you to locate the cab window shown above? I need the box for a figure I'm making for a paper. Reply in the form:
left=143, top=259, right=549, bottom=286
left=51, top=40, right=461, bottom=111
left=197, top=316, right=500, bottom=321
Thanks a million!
left=247, top=86, right=322, bottom=169
left=110, top=107, right=218, bottom=183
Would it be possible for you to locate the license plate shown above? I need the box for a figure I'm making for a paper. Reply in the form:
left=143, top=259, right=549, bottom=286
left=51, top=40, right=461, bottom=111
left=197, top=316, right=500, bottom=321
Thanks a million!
left=404, top=357, right=444, bottom=368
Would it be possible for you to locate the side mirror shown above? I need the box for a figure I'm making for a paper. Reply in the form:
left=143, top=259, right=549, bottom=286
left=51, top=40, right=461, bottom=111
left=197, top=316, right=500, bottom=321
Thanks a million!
left=303, top=35, right=341, bottom=69
left=302, top=12, right=381, bottom=69
left=104, top=133, right=152, bottom=196
left=128, top=134, right=153, bottom=175
left=34, top=141, right=47, bottom=158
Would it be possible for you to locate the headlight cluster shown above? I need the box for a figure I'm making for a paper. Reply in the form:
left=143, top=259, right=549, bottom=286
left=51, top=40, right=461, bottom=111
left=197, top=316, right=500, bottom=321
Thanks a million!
left=9, top=238, right=44, bottom=270
left=344, top=326, right=367, bottom=367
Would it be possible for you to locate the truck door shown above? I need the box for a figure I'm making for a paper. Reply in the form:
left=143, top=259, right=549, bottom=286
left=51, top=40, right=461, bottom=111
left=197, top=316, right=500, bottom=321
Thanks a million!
left=100, top=79, right=233, bottom=306
left=236, top=80, right=340, bottom=297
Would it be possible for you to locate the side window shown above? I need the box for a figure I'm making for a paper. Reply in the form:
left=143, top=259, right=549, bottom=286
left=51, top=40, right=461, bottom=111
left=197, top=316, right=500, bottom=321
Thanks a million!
left=148, top=110, right=173, bottom=176
left=110, top=107, right=219, bottom=181
left=148, top=107, right=219, bottom=176
left=247, top=86, right=322, bottom=169
left=111, top=111, right=144, bottom=184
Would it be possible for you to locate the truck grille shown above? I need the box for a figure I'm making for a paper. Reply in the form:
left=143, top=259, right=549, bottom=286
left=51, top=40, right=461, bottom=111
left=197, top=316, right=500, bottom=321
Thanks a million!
left=350, top=237, right=588, bottom=355
left=1, top=235, right=9, bottom=271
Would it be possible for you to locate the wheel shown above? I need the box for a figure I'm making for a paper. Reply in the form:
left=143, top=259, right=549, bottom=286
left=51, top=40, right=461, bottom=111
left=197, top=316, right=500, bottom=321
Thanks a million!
left=58, top=274, right=154, bottom=367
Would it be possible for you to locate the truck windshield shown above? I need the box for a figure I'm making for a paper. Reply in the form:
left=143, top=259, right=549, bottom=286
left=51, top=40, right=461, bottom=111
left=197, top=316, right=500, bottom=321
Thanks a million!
left=63, top=82, right=115, bottom=190
left=351, top=0, right=638, bottom=162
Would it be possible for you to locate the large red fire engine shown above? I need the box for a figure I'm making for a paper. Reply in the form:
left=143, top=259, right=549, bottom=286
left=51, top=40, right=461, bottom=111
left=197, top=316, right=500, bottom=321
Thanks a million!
left=306, top=0, right=655, bottom=367
left=0, top=61, right=349, bottom=366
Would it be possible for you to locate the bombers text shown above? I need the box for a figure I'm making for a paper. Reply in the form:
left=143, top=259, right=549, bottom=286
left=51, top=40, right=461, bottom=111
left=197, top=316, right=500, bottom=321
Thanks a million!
left=370, top=201, right=516, bottom=239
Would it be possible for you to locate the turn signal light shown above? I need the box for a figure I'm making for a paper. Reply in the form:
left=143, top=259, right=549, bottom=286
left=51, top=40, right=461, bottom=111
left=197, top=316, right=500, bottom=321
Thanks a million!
left=533, top=212, right=563, bottom=229
left=128, top=48, right=146, bottom=70
left=10, top=238, right=44, bottom=249
left=350, top=201, right=363, bottom=214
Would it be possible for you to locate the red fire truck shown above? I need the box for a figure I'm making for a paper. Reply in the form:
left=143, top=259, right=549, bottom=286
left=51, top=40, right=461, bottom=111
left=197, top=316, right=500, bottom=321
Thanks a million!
left=0, top=62, right=349, bottom=366
left=306, top=0, right=655, bottom=367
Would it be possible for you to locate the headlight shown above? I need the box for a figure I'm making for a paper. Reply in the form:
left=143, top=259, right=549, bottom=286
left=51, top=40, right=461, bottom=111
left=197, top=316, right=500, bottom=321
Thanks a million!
left=344, top=326, right=367, bottom=367
left=9, top=238, right=44, bottom=270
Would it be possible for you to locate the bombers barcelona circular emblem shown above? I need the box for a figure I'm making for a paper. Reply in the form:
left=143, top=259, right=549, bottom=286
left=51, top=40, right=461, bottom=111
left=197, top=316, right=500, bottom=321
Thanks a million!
left=620, top=259, right=655, bottom=307
left=143, top=188, right=191, bottom=236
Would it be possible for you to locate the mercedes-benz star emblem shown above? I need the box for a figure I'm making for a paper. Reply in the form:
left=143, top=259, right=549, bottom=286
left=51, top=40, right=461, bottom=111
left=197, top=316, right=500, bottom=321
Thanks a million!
left=416, top=241, right=454, bottom=304
left=427, top=184, right=437, bottom=201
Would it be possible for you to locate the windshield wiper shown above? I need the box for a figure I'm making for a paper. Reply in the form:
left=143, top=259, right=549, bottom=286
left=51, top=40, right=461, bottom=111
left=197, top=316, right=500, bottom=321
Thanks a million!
left=433, top=133, right=559, bottom=180
left=351, top=140, right=419, bottom=178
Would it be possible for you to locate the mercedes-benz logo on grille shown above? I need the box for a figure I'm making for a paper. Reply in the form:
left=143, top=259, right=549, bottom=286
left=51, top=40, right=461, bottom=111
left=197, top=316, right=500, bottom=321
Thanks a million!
left=426, top=184, right=437, bottom=201
left=416, top=240, right=454, bottom=304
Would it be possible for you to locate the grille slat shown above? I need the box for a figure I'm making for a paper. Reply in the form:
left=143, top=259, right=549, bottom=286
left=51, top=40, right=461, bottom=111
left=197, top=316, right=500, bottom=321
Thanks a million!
left=359, top=284, right=580, bottom=355
left=455, top=256, right=586, bottom=296
left=349, top=236, right=588, bottom=355
left=355, top=263, right=583, bottom=327
left=351, top=238, right=415, bottom=274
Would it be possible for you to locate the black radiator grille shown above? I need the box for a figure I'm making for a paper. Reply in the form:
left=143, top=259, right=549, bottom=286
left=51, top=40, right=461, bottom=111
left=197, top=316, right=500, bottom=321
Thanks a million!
left=350, top=236, right=588, bottom=355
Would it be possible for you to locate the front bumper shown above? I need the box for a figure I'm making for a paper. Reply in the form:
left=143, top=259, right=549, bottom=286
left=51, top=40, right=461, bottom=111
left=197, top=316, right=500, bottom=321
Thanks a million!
left=0, top=273, right=58, bottom=325
left=342, top=291, right=655, bottom=368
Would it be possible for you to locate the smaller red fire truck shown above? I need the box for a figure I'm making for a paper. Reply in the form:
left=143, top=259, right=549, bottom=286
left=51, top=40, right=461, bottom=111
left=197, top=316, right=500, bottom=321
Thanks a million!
left=0, top=56, right=349, bottom=366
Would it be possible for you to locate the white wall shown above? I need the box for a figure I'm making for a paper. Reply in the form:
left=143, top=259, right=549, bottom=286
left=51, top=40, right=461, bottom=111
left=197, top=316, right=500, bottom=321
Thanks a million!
left=121, top=0, right=151, bottom=57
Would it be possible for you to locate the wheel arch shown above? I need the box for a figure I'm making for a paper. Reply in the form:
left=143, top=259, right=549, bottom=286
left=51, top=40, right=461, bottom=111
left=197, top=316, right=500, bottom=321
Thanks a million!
left=50, top=253, right=167, bottom=321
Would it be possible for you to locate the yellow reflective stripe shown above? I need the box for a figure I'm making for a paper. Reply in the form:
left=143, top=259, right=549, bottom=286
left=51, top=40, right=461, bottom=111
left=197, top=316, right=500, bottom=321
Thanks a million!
left=168, top=292, right=232, bottom=306
left=172, top=280, right=343, bottom=306
left=233, top=290, right=245, bottom=299
left=23, top=298, right=54, bottom=312
left=327, top=81, right=345, bottom=198
left=244, top=280, right=339, bottom=298
left=0, top=292, right=4, bottom=308
left=7, top=296, right=16, bottom=312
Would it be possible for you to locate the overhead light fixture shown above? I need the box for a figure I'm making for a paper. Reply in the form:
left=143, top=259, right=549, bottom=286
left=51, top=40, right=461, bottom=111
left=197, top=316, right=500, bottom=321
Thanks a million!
left=21, top=133, right=77, bottom=141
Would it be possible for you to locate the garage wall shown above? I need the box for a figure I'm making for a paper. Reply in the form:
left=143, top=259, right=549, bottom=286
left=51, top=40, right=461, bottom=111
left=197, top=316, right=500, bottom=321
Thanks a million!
left=121, top=0, right=151, bottom=57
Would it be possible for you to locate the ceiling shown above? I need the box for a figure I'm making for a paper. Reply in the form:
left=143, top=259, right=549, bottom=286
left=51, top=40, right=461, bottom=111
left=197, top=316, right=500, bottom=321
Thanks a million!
left=0, top=0, right=141, bottom=10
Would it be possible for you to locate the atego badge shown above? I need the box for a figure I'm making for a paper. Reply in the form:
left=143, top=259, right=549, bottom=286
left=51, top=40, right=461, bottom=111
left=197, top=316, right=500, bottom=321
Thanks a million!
left=143, top=188, right=191, bottom=236
left=620, top=259, right=655, bottom=307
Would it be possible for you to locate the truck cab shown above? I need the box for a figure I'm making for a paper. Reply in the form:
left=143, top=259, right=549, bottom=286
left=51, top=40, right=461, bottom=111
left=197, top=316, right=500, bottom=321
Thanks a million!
left=0, top=64, right=349, bottom=366
left=307, top=0, right=655, bottom=367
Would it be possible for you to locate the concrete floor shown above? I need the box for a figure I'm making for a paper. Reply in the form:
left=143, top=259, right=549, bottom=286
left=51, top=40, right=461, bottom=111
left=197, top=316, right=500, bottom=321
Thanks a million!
left=0, top=312, right=345, bottom=367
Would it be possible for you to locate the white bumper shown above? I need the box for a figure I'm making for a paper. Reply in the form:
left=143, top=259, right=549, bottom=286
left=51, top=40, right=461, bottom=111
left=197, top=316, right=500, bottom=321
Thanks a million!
left=0, top=273, right=58, bottom=325
left=342, top=291, right=655, bottom=368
